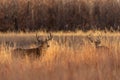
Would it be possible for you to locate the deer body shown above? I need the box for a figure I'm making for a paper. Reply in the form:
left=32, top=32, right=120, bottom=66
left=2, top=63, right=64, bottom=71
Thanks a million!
left=12, top=33, right=52, bottom=58
left=87, top=34, right=110, bottom=54
left=95, top=45, right=110, bottom=54
left=12, top=46, right=42, bottom=57
left=86, top=34, right=114, bottom=65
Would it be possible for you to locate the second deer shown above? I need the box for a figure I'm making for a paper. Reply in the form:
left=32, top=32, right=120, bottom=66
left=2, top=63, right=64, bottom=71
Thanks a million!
left=86, top=34, right=110, bottom=54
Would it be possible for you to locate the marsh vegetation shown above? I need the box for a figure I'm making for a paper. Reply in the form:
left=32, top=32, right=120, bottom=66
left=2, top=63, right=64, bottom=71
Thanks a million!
left=0, top=31, right=119, bottom=80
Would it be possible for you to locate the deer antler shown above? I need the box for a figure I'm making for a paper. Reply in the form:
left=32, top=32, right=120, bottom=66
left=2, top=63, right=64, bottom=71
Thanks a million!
left=87, top=34, right=94, bottom=43
left=96, top=33, right=102, bottom=43
left=36, top=33, right=53, bottom=43
left=36, top=33, right=42, bottom=42
left=45, top=33, right=53, bottom=42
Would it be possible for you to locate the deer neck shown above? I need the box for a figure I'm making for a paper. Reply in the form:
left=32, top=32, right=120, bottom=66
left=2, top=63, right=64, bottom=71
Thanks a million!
left=95, top=43, right=100, bottom=48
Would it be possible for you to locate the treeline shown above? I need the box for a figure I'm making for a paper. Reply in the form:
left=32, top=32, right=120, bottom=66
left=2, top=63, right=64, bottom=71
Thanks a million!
left=0, top=0, right=120, bottom=32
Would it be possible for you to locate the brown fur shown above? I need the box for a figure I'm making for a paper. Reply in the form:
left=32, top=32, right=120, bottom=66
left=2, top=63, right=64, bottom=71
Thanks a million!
left=12, top=45, right=48, bottom=58
left=12, top=33, right=52, bottom=58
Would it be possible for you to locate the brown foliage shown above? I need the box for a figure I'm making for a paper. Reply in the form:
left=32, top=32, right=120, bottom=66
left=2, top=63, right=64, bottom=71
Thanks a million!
left=0, top=0, right=120, bottom=32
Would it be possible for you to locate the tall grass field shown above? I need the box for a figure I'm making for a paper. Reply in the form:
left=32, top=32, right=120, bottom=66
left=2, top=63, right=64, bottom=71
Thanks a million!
left=0, top=0, right=120, bottom=80
left=0, top=31, right=119, bottom=80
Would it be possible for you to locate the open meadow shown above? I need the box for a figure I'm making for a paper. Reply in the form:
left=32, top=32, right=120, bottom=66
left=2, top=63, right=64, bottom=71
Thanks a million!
left=0, top=31, right=119, bottom=80
left=0, top=0, right=119, bottom=80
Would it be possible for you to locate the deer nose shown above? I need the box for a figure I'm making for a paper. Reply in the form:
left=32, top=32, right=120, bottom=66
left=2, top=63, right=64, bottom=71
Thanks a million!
left=47, top=45, right=50, bottom=47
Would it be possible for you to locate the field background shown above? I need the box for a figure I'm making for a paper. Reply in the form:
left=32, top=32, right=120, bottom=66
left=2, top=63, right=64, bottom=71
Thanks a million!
left=0, top=0, right=120, bottom=31
left=0, top=0, right=120, bottom=80
left=0, top=31, right=119, bottom=80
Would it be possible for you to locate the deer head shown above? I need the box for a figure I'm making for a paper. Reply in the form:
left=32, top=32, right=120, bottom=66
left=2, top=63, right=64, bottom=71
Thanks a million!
left=36, top=33, right=53, bottom=48
left=87, top=34, right=101, bottom=47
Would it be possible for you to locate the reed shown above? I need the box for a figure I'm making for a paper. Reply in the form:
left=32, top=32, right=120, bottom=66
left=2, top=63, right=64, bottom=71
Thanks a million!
left=0, top=31, right=119, bottom=80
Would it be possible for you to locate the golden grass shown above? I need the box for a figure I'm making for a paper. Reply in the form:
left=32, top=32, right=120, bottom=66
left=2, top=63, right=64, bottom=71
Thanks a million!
left=0, top=31, right=119, bottom=80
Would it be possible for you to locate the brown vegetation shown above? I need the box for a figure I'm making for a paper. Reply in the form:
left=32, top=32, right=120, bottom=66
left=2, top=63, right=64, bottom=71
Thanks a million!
left=0, top=0, right=120, bottom=32
left=0, top=31, right=119, bottom=80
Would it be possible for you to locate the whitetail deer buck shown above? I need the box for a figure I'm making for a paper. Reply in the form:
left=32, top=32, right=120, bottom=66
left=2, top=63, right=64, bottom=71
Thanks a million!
left=86, top=34, right=110, bottom=54
left=86, top=34, right=114, bottom=65
left=12, top=33, right=53, bottom=58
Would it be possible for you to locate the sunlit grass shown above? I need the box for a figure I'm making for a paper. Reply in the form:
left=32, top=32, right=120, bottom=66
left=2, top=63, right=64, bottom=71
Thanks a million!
left=0, top=31, right=119, bottom=80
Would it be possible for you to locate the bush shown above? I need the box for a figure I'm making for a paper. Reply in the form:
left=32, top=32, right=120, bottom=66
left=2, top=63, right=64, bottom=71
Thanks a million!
left=0, top=0, right=120, bottom=32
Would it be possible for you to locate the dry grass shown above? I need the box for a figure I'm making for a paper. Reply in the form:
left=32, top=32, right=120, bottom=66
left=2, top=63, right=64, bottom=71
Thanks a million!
left=0, top=31, right=119, bottom=80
